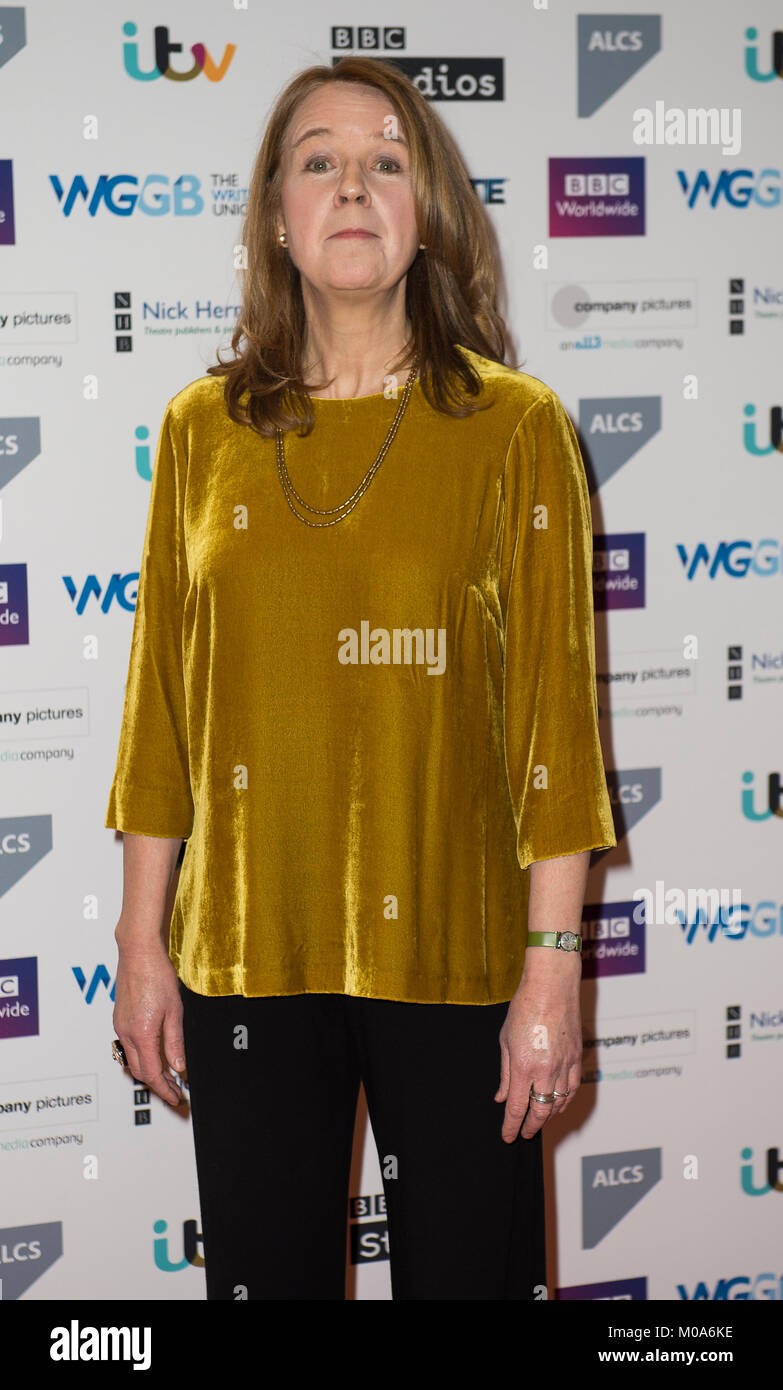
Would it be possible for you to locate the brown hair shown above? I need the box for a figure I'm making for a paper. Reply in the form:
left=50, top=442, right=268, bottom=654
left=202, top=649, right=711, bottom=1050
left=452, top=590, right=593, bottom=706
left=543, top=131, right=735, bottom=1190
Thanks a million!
left=207, top=55, right=514, bottom=437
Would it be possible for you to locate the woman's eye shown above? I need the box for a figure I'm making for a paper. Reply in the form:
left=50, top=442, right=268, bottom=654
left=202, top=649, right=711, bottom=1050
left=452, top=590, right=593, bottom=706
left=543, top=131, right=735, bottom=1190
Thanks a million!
left=303, top=156, right=402, bottom=173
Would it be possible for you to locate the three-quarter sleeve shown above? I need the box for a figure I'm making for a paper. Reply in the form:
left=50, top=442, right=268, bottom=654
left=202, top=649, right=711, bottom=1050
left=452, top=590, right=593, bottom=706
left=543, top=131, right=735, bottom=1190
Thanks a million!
left=104, top=401, right=194, bottom=839
left=499, top=390, right=616, bottom=870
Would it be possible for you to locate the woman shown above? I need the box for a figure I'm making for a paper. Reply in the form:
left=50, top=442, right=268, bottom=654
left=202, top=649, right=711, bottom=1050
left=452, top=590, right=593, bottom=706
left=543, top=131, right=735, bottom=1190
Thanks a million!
left=106, top=55, right=616, bottom=1301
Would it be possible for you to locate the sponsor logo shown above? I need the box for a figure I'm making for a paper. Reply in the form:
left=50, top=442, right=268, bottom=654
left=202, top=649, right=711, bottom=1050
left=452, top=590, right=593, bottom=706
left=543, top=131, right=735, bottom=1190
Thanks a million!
left=0, top=10, right=26, bottom=77
left=550, top=158, right=645, bottom=237
left=740, top=1146, right=783, bottom=1195
left=677, top=539, right=783, bottom=579
left=152, top=1219, right=204, bottom=1270
left=0, top=418, right=41, bottom=490
left=582, top=1010, right=696, bottom=1066
left=122, top=21, right=236, bottom=83
left=0, top=293, right=77, bottom=349
left=593, top=533, right=645, bottom=609
left=741, top=771, right=783, bottom=820
left=470, top=178, right=507, bottom=205
left=350, top=1193, right=389, bottom=1264
left=0, top=1221, right=63, bottom=1300
left=743, top=403, right=783, bottom=454
left=577, top=15, right=661, bottom=116
left=62, top=574, right=138, bottom=614
left=677, top=168, right=780, bottom=209
left=0, top=958, right=39, bottom=1039
left=329, top=32, right=503, bottom=100
left=744, top=26, right=783, bottom=82
left=748, top=644, right=783, bottom=690
left=603, top=768, right=662, bottom=848
left=596, top=649, right=695, bottom=721
left=548, top=279, right=696, bottom=333
left=50, top=175, right=203, bottom=218
left=678, top=1273, right=783, bottom=1300
left=678, top=899, right=783, bottom=943
left=0, top=565, right=29, bottom=646
left=72, top=966, right=116, bottom=1005
left=0, top=817, right=53, bottom=898
left=579, top=396, right=661, bottom=492
left=581, top=902, right=646, bottom=978
left=0, top=158, right=14, bottom=247
left=582, top=1147, right=662, bottom=1248
left=0, top=693, right=88, bottom=744
left=0, top=1075, right=97, bottom=1131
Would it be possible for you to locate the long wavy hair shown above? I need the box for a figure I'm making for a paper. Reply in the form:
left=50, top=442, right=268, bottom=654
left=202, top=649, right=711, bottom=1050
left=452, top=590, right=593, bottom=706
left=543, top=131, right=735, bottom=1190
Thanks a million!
left=207, top=55, right=515, bottom=437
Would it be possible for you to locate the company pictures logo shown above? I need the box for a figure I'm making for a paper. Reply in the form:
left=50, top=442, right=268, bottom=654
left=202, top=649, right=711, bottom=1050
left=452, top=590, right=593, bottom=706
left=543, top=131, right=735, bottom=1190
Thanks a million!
left=549, top=159, right=645, bottom=237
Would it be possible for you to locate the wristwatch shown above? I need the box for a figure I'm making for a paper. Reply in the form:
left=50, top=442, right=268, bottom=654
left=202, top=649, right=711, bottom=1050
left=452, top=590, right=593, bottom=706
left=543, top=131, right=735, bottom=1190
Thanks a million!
left=526, top=930, right=582, bottom=952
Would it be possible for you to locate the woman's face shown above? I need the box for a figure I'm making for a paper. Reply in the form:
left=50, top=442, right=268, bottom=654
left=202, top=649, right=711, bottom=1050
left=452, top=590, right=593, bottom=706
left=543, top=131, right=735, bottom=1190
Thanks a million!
left=277, top=82, right=420, bottom=301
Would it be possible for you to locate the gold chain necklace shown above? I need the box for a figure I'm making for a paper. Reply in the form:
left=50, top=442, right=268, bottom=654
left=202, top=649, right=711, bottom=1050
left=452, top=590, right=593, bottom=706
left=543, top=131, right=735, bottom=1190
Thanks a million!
left=274, top=351, right=420, bottom=528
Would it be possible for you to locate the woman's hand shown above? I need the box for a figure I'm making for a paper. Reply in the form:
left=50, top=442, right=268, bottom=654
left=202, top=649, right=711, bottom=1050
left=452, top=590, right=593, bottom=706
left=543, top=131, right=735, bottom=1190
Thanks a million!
left=495, top=967, right=582, bottom=1142
left=113, top=939, right=188, bottom=1108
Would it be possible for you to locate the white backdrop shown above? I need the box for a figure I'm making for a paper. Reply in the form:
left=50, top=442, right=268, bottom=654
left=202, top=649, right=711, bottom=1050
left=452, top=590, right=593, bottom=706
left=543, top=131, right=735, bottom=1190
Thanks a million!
left=1, top=0, right=781, bottom=1302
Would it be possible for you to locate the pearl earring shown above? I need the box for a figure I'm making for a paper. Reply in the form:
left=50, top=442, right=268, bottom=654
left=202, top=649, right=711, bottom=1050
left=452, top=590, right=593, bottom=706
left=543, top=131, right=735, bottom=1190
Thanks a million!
left=279, top=231, right=287, bottom=247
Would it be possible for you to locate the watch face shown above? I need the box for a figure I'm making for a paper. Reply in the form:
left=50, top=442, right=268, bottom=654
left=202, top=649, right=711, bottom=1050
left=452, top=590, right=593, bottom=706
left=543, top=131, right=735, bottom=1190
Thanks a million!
left=558, top=932, right=579, bottom=951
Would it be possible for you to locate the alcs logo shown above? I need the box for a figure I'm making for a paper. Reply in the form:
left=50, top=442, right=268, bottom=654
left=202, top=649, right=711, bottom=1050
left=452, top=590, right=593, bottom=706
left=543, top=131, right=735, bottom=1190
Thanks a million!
left=122, top=23, right=236, bottom=82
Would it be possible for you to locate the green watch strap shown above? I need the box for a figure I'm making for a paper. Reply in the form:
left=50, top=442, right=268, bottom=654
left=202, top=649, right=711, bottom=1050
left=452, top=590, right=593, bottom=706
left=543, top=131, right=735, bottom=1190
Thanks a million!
left=527, top=931, right=582, bottom=951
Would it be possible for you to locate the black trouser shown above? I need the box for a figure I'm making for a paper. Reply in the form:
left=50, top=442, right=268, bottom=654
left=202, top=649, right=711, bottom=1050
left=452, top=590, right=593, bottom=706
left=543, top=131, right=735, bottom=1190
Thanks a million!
left=179, top=981, right=546, bottom=1300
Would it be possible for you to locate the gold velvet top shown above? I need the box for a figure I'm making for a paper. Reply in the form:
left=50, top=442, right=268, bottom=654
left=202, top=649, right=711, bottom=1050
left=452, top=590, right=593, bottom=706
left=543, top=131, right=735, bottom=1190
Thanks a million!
left=105, top=345, right=616, bottom=1003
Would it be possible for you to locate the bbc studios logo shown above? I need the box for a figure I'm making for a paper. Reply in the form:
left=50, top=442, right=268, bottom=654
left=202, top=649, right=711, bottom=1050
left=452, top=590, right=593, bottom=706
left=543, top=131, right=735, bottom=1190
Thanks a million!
left=329, top=27, right=504, bottom=100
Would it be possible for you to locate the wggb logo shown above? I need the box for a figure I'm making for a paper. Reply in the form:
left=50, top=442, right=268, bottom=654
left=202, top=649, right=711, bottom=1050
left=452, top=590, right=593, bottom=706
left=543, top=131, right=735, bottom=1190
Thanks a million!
left=62, top=574, right=139, bottom=614
left=677, top=168, right=781, bottom=209
left=678, top=1273, right=783, bottom=1300
left=50, top=175, right=203, bottom=217
left=677, top=540, right=783, bottom=579
left=678, top=900, right=783, bottom=944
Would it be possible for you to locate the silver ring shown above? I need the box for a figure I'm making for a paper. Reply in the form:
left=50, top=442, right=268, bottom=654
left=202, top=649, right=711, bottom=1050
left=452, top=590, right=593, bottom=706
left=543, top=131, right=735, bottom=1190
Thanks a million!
left=553, top=1089, right=570, bottom=1098
left=530, top=1089, right=555, bottom=1104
